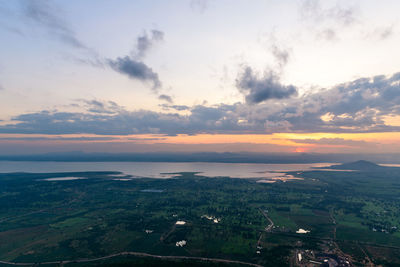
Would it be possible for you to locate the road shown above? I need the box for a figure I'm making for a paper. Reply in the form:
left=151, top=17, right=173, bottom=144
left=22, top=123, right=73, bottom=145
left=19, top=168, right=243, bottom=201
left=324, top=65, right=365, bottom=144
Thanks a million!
left=259, top=208, right=274, bottom=232
left=0, top=252, right=264, bottom=267
left=257, top=208, right=274, bottom=247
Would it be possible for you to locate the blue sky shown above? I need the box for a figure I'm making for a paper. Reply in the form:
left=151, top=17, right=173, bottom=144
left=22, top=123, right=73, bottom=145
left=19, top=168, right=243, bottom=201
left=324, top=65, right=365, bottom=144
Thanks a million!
left=0, top=0, right=400, bottom=154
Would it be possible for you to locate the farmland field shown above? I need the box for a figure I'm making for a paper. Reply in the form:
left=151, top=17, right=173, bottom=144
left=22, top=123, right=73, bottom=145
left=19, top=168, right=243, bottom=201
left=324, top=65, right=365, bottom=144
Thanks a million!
left=1, top=161, right=400, bottom=266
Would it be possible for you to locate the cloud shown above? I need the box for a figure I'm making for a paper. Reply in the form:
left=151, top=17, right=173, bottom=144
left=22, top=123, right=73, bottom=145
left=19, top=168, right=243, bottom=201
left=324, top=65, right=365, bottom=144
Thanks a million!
left=378, top=26, right=394, bottom=40
left=367, top=25, right=395, bottom=41
left=237, top=35, right=294, bottom=104
left=135, top=29, right=164, bottom=59
left=290, top=138, right=369, bottom=146
left=190, top=0, right=210, bottom=13
left=317, top=28, right=338, bottom=41
left=0, top=136, right=117, bottom=141
left=107, top=29, right=164, bottom=91
left=300, top=0, right=357, bottom=26
left=299, top=0, right=358, bottom=41
left=18, top=0, right=102, bottom=66
left=21, top=0, right=86, bottom=49
left=0, top=135, right=169, bottom=142
left=283, top=72, right=400, bottom=132
left=0, top=101, right=246, bottom=136
left=17, top=1, right=162, bottom=91
left=233, top=71, right=400, bottom=133
left=1, top=72, right=400, bottom=136
left=270, top=44, right=290, bottom=69
left=126, top=137, right=166, bottom=141
left=158, top=94, right=173, bottom=103
left=79, top=99, right=123, bottom=114
left=107, top=56, right=161, bottom=91
left=236, top=66, right=297, bottom=104
left=328, top=4, right=356, bottom=26
left=0, top=21, right=25, bottom=36
left=160, top=104, right=190, bottom=111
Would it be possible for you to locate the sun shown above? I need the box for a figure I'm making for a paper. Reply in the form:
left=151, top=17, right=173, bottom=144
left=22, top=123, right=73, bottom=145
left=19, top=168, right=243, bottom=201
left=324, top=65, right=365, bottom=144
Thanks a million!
left=295, top=147, right=306, bottom=153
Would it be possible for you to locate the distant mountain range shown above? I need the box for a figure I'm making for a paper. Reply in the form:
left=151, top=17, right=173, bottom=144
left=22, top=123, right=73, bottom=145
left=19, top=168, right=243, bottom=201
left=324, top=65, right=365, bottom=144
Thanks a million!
left=327, top=160, right=387, bottom=171
left=0, top=152, right=399, bottom=164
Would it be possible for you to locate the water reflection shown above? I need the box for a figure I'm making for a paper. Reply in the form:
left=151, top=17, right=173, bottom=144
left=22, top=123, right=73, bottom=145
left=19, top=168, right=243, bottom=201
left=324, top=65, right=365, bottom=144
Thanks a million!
left=0, top=161, right=334, bottom=179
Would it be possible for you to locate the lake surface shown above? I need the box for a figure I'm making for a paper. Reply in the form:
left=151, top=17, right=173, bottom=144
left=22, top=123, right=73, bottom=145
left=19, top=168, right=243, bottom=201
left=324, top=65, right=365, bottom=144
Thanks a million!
left=0, top=161, right=334, bottom=179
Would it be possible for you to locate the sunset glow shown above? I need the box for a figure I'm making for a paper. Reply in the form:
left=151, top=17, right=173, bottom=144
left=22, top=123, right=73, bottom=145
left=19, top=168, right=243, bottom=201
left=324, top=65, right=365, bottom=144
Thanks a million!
left=0, top=0, right=399, bottom=156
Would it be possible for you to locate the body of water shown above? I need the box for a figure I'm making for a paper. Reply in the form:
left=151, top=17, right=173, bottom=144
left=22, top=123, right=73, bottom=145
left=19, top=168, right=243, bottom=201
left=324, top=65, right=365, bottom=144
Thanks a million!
left=0, top=161, right=335, bottom=179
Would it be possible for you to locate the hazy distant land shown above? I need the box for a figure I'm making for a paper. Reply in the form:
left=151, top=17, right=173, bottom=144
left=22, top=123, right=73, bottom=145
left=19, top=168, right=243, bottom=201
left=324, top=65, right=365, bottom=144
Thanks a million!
left=0, top=152, right=399, bottom=164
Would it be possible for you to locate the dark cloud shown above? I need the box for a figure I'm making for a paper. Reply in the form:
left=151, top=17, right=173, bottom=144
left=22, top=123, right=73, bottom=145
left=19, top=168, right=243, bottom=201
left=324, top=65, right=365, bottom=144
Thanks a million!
left=0, top=136, right=117, bottom=141
left=107, top=56, right=161, bottom=91
left=21, top=0, right=86, bottom=49
left=158, top=94, right=173, bottom=103
left=237, top=37, right=294, bottom=104
left=0, top=136, right=168, bottom=142
left=236, top=66, right=297, bottom=104
left=80, top=100, right=123, bottom=114
left=235, top=71, right=400, bottom=133
left=135, top=29, right=164, bottom=59
left=107, top=29, right=164, bottom=91
left=160, top=104, right=190, bottom=111
left=280, top=72, right=400, bottom=133
left=1, top=72, right=400, bottom=136
left=0, top=101, right=246, bottom=136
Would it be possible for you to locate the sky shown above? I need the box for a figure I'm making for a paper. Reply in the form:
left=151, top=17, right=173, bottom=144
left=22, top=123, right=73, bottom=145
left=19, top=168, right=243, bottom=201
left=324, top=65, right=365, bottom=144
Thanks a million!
left=0, top=0, right=400, bottom=154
